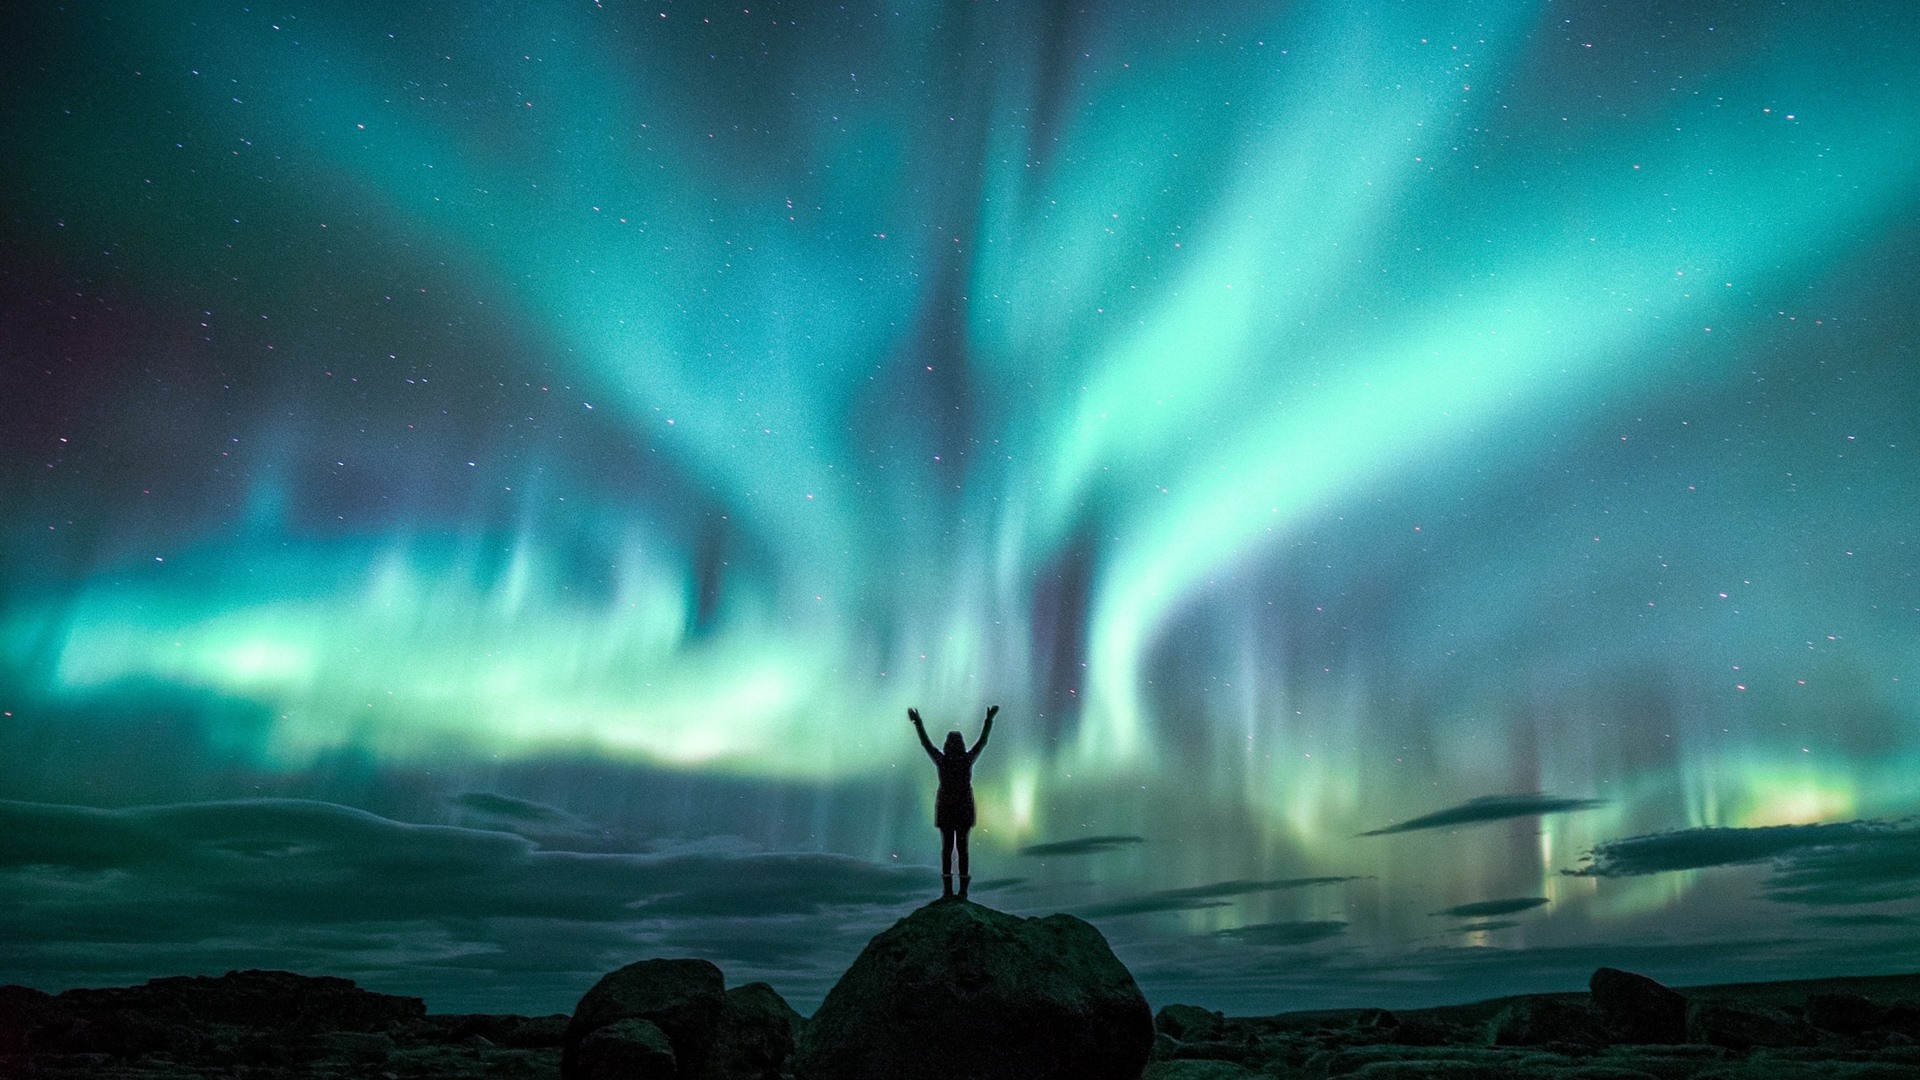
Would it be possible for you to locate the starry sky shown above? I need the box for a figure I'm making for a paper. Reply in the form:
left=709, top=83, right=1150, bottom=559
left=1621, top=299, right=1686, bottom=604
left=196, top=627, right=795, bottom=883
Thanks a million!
left=3, top=0, right=1918, bottom=1017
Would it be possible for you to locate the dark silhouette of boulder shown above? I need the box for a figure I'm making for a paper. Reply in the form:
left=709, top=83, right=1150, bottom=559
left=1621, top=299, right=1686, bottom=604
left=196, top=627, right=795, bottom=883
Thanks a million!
left=1156, top=1004, right=1227, bottom=1042
left=1686, top=1000, right=1812, bottom=1050
left=429, top=1011, right=570, bottom=1048
left=1588, top=967, right=1687, bottom=1044
left=702, top=981, right=801, bottom=1080
left=793, top=898, right=1154, bottom=1080
left=1355, top=1008, right=1399, bottom=1030
left=1485, top=997, right=1605, bottom=1048
left=1807, top=992, right=1889, bottom=1035
left=57, top=969, right=425, bottom=1033
left=577, top=1017, right=677, bottom=1080
left=0, top=985, right=72, bottom=1053
left=562, top=958, right=725, bottom=1079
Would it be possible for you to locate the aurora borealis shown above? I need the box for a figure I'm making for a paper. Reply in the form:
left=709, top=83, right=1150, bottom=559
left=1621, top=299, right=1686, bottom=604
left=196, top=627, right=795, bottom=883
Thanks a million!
left=3, top=0, right=1918, bottom=1015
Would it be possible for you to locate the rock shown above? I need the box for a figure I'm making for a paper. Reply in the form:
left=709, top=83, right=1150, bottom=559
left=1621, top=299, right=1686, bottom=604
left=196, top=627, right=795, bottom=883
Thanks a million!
left=1686, top=1001, right=1812, bottom=1051
left=0, top=985, right=74, bottom=1053
left=1486, top=998, right=1605, bottom=1048
left=1357, top=1008, right=1400, bottom=1030
left=1588, top=968, right=1687, bottom=1045
left=1389, top=1016, right=1455, bottom=1047
left=319, top=1030, right=398, bottom=1062
left=1881, top=1003, right=1920, bottom=1039
left=701, top=981, right=802, bottom=1080
left=1807, top=993, right=1889, bottom=1036
left=576, top=1017, right=677, bottom=1080
left=563, top=958, right=725, bottom=1079
left=1157, top=1004, right=1228, bottom=1042
left=793, top=898, right=1155, bottom=1080
left=65, top=1008, right=188, bottom=1057
left=430, top=1012, right=571, bottom=1049
left=57, top=969, right=425, bottom=1033
left=1152, top=1031, right=1183, bottom=1060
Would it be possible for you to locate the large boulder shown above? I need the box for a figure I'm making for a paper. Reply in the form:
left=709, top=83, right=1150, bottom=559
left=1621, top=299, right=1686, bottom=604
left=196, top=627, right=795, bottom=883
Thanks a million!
left=1588, top=968, right=1687, bottom=1045
left=703, top=982, right=802, bottom=1080
left=562, top=958, right=725, bottom=1079
left=793, top=898, right=1154, bottom=1080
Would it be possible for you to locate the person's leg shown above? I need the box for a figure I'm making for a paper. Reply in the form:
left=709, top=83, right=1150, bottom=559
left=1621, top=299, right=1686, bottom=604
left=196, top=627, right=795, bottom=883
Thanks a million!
left=940, top=827, right=956, bottom=897
left=956, top=830, right=970, bottom=897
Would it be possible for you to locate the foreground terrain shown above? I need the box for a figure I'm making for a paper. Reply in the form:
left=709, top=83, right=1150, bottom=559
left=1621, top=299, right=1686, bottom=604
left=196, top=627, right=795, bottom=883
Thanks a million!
left=5, top=966, right=1919, bottom=1079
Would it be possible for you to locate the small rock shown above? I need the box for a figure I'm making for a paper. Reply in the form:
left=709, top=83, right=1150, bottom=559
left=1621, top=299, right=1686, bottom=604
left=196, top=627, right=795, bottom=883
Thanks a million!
left=1807, top=992, right=1887, bottom=1035
left=576, top=1017, right=676, bottom=1080
left=1687, top=1001, right=1811, bottom=1051
left=1487, top=998, right=1606, bottom=1048
left=1357, top=1008, right=1400, bottom=1029
left=1390, top=1016, right=1455, bottom=1047
left=1152, top=1031, right=1183, bottom=1060
left=1158, top=1003, right=1228, bottom=1042
left=320, top=1030, right=397, bottom=1062
left=1589, top=968, right=1688, bottom=1045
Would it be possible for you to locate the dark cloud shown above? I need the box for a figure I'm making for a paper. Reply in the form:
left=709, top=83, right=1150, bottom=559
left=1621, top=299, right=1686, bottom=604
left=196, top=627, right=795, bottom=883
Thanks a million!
left=454, top=792, right=576, bottom=824
left=628, top=852, right=932, bottom=917
left=0, top=797, right=935, bottom=1013
left=1453, top=921, right=1521, bottom=933
left=444, top=793, right=645, bottom=855
left=1763, top=827, right=1920, bottom=906
left=1431, top=897, right=1549, bottom=918
left=1559, top=814, right=1920, bottom=907
left=1078, top=877, right=1361, bottom=919
left=1018, top=835, right=1146, bottom=857
left=1566, top=819, right=1920, bottom=906
left=1567, top=821, right=1889, bottom=877
left=1360, top=794, right=1606, bottom=837
left=1214, top=920, right=1348, bottom=947
left=1800, top=912, right=1915, bottom=927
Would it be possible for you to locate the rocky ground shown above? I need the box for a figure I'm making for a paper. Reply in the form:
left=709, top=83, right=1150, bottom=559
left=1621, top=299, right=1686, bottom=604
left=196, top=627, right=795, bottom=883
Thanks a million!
left=0, top=970, right=568, bottom=1079
left=5, top=908, right=1919, bottom=1078
left=1145, top=967, right=1920, bottom=1080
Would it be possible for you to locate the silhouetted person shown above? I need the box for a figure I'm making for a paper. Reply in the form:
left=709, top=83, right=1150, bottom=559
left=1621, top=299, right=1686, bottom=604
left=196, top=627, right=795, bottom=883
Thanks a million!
left=910, top=704, right=997, bottom=899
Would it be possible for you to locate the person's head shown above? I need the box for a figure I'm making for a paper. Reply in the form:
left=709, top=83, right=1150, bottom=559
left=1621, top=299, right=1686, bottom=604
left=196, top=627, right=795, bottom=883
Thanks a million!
left=944, top=731, right=966, bottom=755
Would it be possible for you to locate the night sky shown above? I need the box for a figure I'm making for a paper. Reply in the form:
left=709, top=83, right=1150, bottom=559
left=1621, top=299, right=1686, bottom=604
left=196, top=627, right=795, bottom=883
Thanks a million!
left=3, top=0, right=1918, bottom=1017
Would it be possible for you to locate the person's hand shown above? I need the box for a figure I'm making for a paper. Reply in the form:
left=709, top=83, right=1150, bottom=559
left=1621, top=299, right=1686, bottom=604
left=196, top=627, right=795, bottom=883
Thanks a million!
left=985, top=705, right=999, bottom=721
left=908, top=707, right=922, bottom=725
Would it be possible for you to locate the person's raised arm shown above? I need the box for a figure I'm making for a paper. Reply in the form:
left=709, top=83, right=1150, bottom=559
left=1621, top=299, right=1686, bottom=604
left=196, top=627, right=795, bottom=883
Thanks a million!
left=968, top=705, right=998, bottom=759
left=909, top=707, right=940, bottom=761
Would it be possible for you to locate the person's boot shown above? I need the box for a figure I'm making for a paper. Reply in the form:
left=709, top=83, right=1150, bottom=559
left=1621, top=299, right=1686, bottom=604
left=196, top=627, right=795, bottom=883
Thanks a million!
left=958, top=875, right=971, bottom=900
left=941, top=874, right=954, bottom=899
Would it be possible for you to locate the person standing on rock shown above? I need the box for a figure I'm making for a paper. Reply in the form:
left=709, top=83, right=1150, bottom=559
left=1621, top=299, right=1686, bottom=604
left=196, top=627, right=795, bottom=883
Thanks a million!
left=910, top=704, right=996, bottom=900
